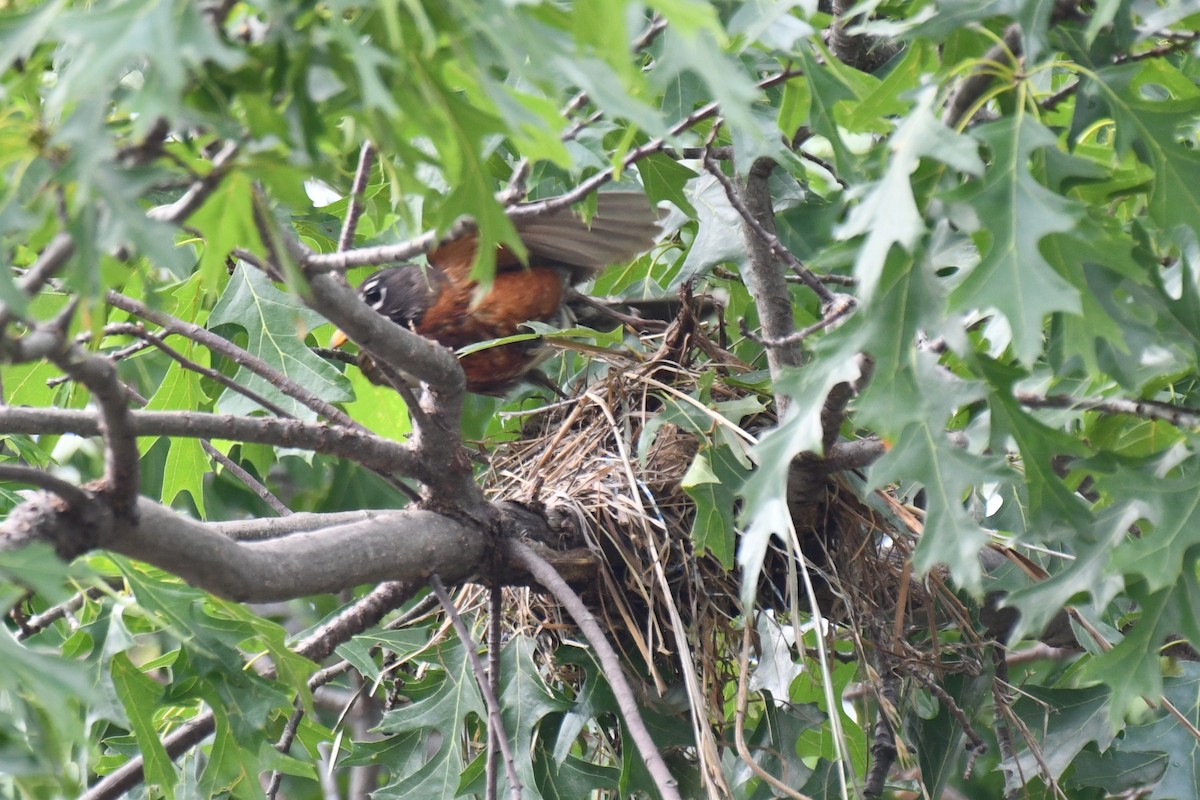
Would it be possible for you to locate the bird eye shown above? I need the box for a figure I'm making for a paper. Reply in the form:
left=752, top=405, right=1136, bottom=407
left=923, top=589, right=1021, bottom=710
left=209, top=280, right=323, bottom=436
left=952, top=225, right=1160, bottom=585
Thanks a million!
left=362, top=282, right=387, bottom=309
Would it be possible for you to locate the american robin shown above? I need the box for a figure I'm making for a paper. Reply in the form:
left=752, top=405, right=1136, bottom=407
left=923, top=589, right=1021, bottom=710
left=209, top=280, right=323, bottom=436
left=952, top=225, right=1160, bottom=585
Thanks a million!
left=331, top=192, right=661, bottom=395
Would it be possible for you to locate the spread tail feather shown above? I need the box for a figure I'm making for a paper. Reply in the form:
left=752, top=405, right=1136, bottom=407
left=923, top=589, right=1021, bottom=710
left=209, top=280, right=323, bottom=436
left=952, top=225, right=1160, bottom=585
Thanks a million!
left=514, top=192, right=662, bottom=280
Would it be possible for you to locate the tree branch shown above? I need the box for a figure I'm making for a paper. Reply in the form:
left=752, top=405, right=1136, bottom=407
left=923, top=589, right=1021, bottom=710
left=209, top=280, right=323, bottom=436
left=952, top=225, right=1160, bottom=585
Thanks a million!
left=942, top=24, right=1023, bottom=127
left=43, top=327, right=141, bottom=519
left=0, top=464, right=91, bottom=508
left=506, top=538, right=681, bottom=800
left=146, top=140, right=240, bottom=224
left=103, top=323, right=294, bottom=418
left=338, top=142, right=376, bottom=252
left=82, top=580, right=418, bottom=800
left=303, top=68, right=804, bottom=274
left=1015, top=392, right=1200, bottom=428
left=0, top=233, right=76, bottom=329
left=201, top=440, right=291, bottom=516
left=0, top=407, right=429, bottom=482
left=3, top=494, right=485, bottom=602
left=430, top=575, right=522, bottom=800
left=104, top=288, right=359, bottom=429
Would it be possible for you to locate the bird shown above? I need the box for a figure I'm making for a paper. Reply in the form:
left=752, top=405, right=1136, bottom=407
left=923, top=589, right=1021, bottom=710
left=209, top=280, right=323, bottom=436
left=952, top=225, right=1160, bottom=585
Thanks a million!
left=330, top=192, right=662, bottom=395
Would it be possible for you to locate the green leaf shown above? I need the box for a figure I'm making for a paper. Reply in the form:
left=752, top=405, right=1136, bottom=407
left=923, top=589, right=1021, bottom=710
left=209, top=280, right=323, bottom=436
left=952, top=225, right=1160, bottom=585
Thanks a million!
left=840, top=86, right=983, bottom=298
left=682, top=445, right=745, bottom=567
left=949, top=115, right=1083, bottom=364
left=53, top=0, right=241, bottom=123
left=141, top=362, right=212, bottom=515
left=110, top=652, right=176, bottom=799
left=1008, top=684, right=1114, bottom=791
left=207, top=266, right=351, bottom=419
left=204, top=597, right=317, bottom=711
left=1106, top=451, right=1200, bottom=593
left=0, top=541, right=80, bottom=603
left=1002, top=503, right=1132, bottom=642
left=188, top=171, right=260, bottom=295
left=674, top=173, right=749, bottom=284
left=1106, top=662, right=1200, bottom=799
left=636, top=153, right=699, bottom=216
left=1069, top=748, right=1168, bottom=795
left=1079, top=575, right=1200, bottom=715
left=497, top=637, right=571, bottom=797
left=374, top=638, right=485, bottom=799
left=1097, top=62, right=1200, bottom=246
left=869, top=423, right=1006, bottom=589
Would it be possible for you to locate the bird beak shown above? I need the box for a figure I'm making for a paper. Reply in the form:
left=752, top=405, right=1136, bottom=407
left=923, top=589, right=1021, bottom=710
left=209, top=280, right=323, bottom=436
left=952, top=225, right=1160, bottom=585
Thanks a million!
left=329, top=329, right=349, bottom=348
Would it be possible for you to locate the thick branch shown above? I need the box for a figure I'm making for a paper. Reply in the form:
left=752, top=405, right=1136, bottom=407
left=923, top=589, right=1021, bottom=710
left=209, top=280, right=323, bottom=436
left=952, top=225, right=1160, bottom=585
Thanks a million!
left=942, top=24, right=1023, bottom=128
left=2, top=495, right=486, bottom=603
left=47, top=338, right=140, bottom=519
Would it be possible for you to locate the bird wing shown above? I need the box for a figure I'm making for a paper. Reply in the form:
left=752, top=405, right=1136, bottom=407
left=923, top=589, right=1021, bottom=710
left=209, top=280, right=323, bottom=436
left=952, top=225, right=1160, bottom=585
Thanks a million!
left=428, top=192, right=660, bottom=286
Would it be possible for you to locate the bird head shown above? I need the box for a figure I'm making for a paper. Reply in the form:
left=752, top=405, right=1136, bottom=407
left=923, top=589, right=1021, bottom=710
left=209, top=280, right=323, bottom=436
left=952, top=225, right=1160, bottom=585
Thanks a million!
left=329, top=266, right=445, bottom=348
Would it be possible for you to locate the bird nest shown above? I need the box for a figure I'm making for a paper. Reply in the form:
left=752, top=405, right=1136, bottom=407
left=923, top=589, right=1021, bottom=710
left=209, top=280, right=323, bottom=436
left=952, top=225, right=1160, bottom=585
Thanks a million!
left=482, top=307, right=991, bottom=713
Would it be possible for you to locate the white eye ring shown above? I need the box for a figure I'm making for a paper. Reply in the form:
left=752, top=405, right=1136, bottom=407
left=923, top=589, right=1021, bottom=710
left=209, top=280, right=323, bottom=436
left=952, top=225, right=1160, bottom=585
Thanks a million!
left=363, top=281, right=388, bottom=310
left=371, top=285, right=388, bottom=310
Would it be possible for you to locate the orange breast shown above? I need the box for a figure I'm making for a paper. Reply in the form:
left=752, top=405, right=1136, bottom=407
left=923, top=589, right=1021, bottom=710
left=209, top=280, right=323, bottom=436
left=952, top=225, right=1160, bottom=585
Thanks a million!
left=413, top=266, right=567, bottom=394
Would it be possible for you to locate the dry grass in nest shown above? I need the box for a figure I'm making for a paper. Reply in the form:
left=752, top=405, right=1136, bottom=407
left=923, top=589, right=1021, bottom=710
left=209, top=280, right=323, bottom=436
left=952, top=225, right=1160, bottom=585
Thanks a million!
left=482, top=321, right=993, bottom=740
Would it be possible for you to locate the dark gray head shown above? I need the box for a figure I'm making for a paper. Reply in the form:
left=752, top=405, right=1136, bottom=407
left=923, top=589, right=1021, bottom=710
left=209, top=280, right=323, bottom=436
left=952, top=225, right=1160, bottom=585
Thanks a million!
left=359, top=266, right=445, bottom=329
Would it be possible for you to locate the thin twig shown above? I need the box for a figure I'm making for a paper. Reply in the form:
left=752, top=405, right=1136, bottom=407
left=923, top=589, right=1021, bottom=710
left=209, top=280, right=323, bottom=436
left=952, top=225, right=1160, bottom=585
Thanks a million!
left=912, top=670, right=987, bottom=762
left=201, top=440, right=291, bottom=516
left=91, top=323, right=294, bottom=418
left=993, top=644, right=1020, bottom=799
left=0, top=234, right=76, bottom=328
left=147, top=140, right=240, bottom=224
left=738, top=293, right=856, bottom=350
left=15, top=586, right=107, bottom=640
left=104, top=289, right=359, bottom=429
left=304, top=68, right=803, bottom=273
left=0, top=464, right=92, bottom=509
left=734, top=623, right=813, bottom=799
left=506, top=538, right=681, bottom=800
left=702, top=141, right=834, bottom=307
left=1015, top=392, right=1200, bottom=428
left=338, top=142, right=376, bottom=252
left=81, top=581, right=417, bottom=800
left=1041, top=29, right=1200, bottom=112
left=265, top=699, right=306, bottom=799
left=430, top=575, right=522, bottom=800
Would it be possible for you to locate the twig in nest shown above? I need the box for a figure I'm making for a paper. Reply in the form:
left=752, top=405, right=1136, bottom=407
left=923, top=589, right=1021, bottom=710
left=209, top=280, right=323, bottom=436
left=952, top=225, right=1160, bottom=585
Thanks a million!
left=911, top=670, right=987, bottom=774
left=735, top=623, right=815, bottom=800
left=505, top=538, right=682, bottom=800
left=864, top=659, right=901, bottom=797
left=430, top=574, right=522, bottom=800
